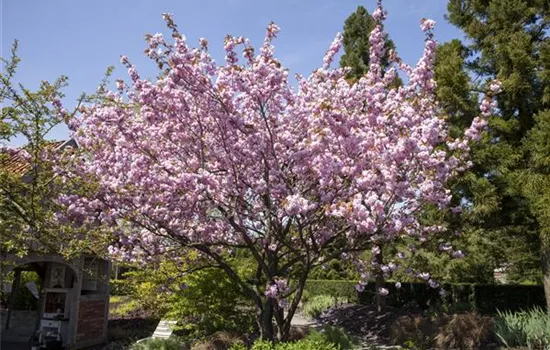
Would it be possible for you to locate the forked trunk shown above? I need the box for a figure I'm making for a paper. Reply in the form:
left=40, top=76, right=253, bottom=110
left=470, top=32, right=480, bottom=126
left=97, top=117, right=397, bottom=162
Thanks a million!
left=256, top=276, right=308, bottom=342
left=256, top=297, right=296, bottom=342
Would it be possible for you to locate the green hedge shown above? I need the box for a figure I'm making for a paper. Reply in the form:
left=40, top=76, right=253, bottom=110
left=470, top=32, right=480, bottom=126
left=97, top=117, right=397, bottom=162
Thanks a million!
left=110, top=279, right=136, bottom=296
left=303, top=280, right=547, bottom=314
left=303, top=280, right=358, bottom=302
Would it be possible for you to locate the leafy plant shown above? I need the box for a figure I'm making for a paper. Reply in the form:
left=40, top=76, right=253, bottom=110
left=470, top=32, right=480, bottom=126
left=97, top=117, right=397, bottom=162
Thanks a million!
left=109, top=295, right=139, bottom=318
left=301, top=295, right=345, bottom=319
left=433, top=312, right=494, bottom=349
left=307, top=325, right=360, bottom=350
left=494, top=307, right=550, bottom=349
left=130, top=337, right=188, bottom=350
left=122, top=259, right=255, bottom=341
left=242, top=338, right=340, bottom=350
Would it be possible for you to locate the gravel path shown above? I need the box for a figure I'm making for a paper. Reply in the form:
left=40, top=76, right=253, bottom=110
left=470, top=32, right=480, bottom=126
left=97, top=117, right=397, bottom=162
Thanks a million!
left=289, top=312, right=318, bottom=327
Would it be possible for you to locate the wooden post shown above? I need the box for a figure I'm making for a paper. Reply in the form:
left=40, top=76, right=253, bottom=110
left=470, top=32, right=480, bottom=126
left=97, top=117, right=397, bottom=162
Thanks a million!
left=5, top=269, right=22, bottom=330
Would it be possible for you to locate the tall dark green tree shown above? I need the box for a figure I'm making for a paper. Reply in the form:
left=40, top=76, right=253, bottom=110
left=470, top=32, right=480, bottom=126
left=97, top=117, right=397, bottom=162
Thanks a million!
left=522, top=109, right=550, bottom=308
left=340, top=5, right=399, bottom=84
left=432, top=0, right=549, bottom=307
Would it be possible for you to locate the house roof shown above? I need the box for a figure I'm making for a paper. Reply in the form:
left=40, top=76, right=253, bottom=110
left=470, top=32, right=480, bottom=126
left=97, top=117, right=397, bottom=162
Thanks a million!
left=1, top=140, right=68, bottom=176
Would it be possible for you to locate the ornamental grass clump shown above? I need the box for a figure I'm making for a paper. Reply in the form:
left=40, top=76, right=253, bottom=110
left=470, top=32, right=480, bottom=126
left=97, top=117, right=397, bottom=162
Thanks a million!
left=494, top=307, right=550, bottom=349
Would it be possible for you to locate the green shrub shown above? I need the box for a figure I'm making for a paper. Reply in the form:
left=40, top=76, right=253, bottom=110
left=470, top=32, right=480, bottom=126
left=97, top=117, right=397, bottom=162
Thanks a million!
left=191, top=331, right=246, bottom=349
left=304, top=280, right=546, bottom=314
left=494, top=307, right=550, bottom=349
left=307, top=325, right=360, bottom=349
left=244, top=338, right=340, bottom=350
left=302, top=280, right=357, bottom=303
left=123, top=258, right=256, bottom=341
left=109, top=295, right=140, bottom=318
left=301, top=295, right=345, bottom=319
left=228, top=343, right=248, bottom=350
left=1, top=271, right=41, bottom=310
left=110, top=278, right=136, bottom=296
left=129, top=337, right=188, bottom=350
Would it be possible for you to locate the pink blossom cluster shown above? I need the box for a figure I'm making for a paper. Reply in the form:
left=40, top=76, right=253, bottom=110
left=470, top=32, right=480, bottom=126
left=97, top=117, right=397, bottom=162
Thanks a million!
left=1, top=146, right=30, bottom=160
left=265, top=278, right=290, bottom=307
left=61, top=2, right=499, bottom=296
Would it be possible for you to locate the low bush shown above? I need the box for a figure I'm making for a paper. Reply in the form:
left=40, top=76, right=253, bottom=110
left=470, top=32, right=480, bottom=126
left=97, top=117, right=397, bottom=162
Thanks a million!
left=388, top=313, right=435, bottom=349
left=302, top=280, right=357, bottom=303
left=235, top=338, right=339, bottom=350
left=307, top=325, right=360, bottom=349
left=301, top=295, right=345, bottom=319
left=433, top=312, right=494, bottom=349
left=109, top=295, right=139, bottom=318
left=191, top=331, right=246, bottom=350
left=1, top=270, right=41, bottom=310
left=110, top=278, right=136, bottom=296
left=389, top=312, right=495, bottom=349
left=122, top=259, right=256, bottom=341
left=130, top=337, right=188, bottom=350
left=494, top=307, right=550, bottom=349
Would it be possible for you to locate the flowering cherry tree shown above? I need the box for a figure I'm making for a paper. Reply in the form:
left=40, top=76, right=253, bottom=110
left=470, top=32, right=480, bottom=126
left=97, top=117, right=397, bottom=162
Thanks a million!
left=62, top=2, right=499, bottom=341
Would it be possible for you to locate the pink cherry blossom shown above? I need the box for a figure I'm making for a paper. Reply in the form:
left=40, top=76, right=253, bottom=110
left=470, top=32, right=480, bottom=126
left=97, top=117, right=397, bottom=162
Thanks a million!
left=420, top=19, right=436, bottom=32
left=59, top=2, right=499, bottom=337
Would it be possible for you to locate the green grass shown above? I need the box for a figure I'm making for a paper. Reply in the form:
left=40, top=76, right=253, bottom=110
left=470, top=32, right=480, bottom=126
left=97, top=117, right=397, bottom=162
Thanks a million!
left=110, top=295, right=139, bottom=318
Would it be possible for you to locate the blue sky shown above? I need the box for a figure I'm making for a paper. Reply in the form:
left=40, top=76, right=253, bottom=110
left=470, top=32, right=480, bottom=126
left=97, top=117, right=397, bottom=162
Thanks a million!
left=2, top=0, right=464, bottom=145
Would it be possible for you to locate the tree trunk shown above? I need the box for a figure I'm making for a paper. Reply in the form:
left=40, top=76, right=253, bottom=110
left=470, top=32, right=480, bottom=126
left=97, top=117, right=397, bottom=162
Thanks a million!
left=258, top=298, right=274, bottom=341
left=542, top=246, right=550, bottom=312
left=375, top=271, right=385, bottom=313
left=255, top=267, right=310, bottom=342
left=374, top=250, right=385, bottom=313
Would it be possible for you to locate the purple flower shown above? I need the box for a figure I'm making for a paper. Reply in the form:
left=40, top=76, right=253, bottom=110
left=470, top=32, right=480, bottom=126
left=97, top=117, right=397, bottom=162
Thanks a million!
left=418, top=272, right=430, bottom=281
left=452, top=250, right=465, bottom=259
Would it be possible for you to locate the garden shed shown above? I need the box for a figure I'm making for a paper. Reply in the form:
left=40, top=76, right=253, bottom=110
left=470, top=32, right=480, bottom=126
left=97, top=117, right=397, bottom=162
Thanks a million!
left=1, top=254, right=111, bottom=349
left=1, top=139, right=111, bottom=349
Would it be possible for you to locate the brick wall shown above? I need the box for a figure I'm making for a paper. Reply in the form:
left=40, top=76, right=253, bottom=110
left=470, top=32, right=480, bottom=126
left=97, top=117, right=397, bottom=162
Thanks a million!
left=76, top=299, right=106, bottom=343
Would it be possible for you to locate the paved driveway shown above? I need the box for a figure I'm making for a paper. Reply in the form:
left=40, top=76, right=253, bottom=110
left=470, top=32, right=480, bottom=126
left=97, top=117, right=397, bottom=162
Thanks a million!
left=1, top=341, right=30, bottom=350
